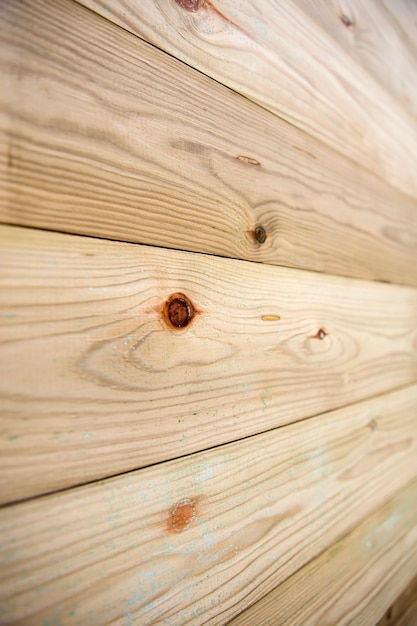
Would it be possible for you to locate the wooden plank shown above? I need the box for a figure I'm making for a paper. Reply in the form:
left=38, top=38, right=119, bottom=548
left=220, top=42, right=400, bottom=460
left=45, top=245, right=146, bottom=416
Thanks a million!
left=1, top=225, right=417, bottom=503
left=292, top=0, right=417, bottom=120
left=377, top=574, right=417, bottom=626
left=1, top=384, right=417, bottom=625
left=77, top=0, right=417, bottom=201
left=1, top=0, right=417, bottom=286
left=229, top=481, right=417, bottom=626
left=382, top=0, right=417, bottom=58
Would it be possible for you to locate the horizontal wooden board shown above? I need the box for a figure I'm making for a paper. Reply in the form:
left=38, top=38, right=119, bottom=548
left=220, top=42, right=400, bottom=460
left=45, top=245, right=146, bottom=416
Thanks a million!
left=1, top=384, right=417, bottom=625
left=377, top=573, right=417, bottom=626
left=78, top=0, right=417, bottom=200
left=292, top=0, right=417, bottom=120
left=382, top=0, right=417, bottom=61
left=2, top=0, right=417, bottom=285
left=229, top=480, right=417, bottom=626
left=1, top=225, right=417, bottom=503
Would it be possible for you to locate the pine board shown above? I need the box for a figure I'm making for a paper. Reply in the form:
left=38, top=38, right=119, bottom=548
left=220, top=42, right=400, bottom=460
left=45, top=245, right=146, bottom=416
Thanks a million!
left=1, top=225, right=417, bottom=503
left=1, top=384, right=417, bottom=625
left=292, top=0, right=417, bottom=120
left=377, top=573, right=417, bottom=626
left=77, top=0, right=417, bottom=200
left=2, top=0, right=417, bottom=285
left=229, top=480, right=417, bottom=626
left=382, top=0, right=417, bottom=58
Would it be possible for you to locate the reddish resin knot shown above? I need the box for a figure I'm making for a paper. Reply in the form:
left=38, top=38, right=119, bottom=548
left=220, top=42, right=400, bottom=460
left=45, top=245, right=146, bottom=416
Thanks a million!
left=163, top=293, right=195, bottom=329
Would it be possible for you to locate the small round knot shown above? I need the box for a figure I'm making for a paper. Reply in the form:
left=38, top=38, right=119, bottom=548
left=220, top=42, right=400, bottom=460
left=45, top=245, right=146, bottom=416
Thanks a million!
left=318, top=329, right=326, bottom=340
left=164, top=293, right=194, bottom=328
left=254, top=226, right=267, bottom=244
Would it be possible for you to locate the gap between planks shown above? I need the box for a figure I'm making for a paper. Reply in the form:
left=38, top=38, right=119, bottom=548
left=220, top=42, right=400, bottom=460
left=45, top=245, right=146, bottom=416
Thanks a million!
left=0, top=219, right=413, bottom=289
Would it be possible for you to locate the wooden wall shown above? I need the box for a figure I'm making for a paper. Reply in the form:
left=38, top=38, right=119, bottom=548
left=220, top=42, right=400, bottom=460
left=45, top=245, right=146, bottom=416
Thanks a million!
left=1, top=0, right=417, bottom=623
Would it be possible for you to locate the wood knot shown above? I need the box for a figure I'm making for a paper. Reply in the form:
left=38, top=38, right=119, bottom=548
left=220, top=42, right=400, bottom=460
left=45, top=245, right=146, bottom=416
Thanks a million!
left=317, top=328, right=326, bottom=340
left=254, top=225, right=267, bottom=244
left=170, top=498, right=196, bottom=532
left=174, top=0, right=200, bottom=11
left=340, top=14, right=353, bottom=28
left=164, top=293, right=194, bottom=329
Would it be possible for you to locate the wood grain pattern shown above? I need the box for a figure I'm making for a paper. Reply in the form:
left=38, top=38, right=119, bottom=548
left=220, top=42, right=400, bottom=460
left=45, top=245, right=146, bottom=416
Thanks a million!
left=229, top=480, right=417, bottom=626
left=377, top=573, right=417, bottom=626
left=1, top=225, right=417, bottom=503
left=292, top=0, right=417, bottom=120
left=2, top=0, right=417, bottom=285
left=78, top=0, right=417, bottom=200
left=382, top=0, right=417, bottom=59
left=1, top=384, right=417, bottom=625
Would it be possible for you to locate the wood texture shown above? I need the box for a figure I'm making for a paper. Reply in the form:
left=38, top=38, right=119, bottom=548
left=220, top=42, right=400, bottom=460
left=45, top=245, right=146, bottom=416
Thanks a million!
left=382, top=0, right=417, bottom=56
left=1, top=225, right=417, bottom=503
left=1, top=384, right=417, bottom=625
left=292, top=0, right=417, bottom=120
left=2, top=0, right=417, bottom=285
left=377, top=573, right=417, bottom=626
left=78, top=0, right=417, bottom=200
left=229, top=480, right=417, bottom=626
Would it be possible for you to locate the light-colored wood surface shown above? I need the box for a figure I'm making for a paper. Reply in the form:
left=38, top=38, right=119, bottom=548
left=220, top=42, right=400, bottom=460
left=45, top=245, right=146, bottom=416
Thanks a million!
left=78, top=0, right=417, bottom=200
left=2, top=225, right=417, bottom=503
left=2, top=0, right=417, bottom=285
left=382, top=0, right=417, bottom=58
left=377, top=573, right=417, bottom=626
left=229, top=480, right=417, bottom=626
left=292, top=0, right=417, bottom=120
left=1, top=384, right=417, bottom=625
